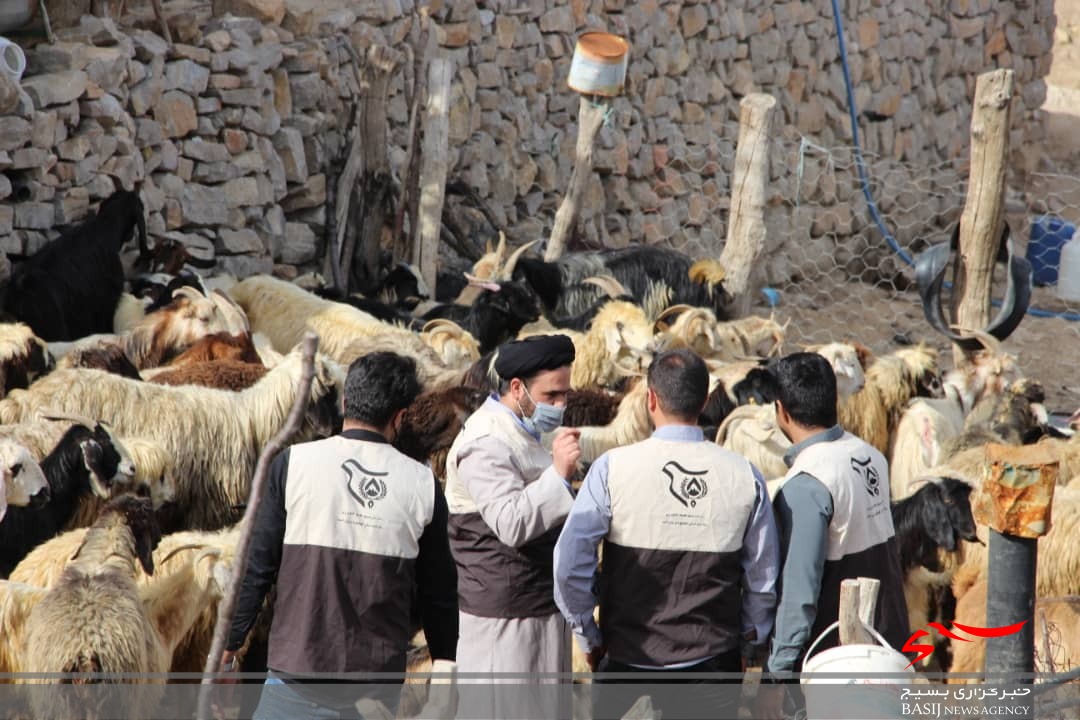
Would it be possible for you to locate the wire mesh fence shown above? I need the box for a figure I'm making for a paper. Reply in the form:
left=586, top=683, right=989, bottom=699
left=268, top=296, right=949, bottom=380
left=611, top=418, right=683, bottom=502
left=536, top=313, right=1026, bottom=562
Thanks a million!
left=654, top=124, right=1080, bottom=412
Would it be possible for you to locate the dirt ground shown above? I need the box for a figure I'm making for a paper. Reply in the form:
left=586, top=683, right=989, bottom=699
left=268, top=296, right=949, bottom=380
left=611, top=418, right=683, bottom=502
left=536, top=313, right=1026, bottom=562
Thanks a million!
left=772, top=0, right=1080, bottom=414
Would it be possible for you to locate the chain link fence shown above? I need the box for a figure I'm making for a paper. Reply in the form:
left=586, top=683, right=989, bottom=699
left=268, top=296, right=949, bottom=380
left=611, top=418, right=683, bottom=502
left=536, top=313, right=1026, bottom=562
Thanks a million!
left=657, top=125, right=1080, bottom=412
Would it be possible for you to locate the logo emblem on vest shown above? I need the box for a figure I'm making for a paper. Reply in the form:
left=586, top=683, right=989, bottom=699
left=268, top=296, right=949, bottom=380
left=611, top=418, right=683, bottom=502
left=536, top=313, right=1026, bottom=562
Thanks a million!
left=342, top=459, right=388, bottom=507
left=851, top=455, right=880, bottom=497
left=662, top=460, right=709, bottom=508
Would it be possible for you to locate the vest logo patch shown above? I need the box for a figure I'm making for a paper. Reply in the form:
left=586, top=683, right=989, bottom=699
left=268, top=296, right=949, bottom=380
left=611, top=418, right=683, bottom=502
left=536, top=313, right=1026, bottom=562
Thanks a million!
left=662, top=460, right=709, bottom=508
left=342, top=459, right=388, bottom=507
left=851, top=455, right=881, bottom=497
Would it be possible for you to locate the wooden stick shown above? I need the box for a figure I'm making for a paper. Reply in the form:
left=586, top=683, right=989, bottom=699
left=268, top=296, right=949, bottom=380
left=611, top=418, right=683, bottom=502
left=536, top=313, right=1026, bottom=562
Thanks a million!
left=952, top=69, right=1014, bottom=369
left=413, top=53, right=453, bottom=298
left=38, top=0, right=56, bottom=45
left=838, top=578, right=870, bottom=645
left=195, top=333, right=320, bottom=720
left=545, top=95, right=610, bottom=262
left=718, top=93, right=777, bottom=318
left=150, top=0, right=173, bottom=47
left=395, top=8, right=434, bottom=264
left=857, top=576, right=881, bottom=630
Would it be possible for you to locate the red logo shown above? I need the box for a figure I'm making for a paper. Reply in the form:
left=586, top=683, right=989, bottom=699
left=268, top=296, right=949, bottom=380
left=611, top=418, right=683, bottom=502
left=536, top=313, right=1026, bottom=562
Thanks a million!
left=902, top=621, right=1028, bottom=667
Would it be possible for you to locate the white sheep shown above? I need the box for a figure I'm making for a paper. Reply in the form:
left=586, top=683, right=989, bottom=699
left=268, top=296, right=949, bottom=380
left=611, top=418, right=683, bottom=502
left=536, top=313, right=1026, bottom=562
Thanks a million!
left=0, top=438, right=49, bottom=522
left=0, top=579, right=45, bottom=672
left=889, top=396, right=966, bottom=501
left=0, top=346, right=344, bottom=531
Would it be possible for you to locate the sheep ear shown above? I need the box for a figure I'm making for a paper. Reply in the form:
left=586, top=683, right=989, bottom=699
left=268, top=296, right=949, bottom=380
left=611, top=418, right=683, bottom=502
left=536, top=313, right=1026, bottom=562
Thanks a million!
left=80, top=439, right=109, bottom=496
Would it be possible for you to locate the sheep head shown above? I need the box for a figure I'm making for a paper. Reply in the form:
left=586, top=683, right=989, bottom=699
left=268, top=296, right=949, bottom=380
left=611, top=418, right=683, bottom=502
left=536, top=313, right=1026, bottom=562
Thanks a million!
left=0, top=439, right=48, bottom=508
left=653, top=305, right=723, bottom=358
left=75, top=495, right=162, bottom=576
left=807, top=342, right=867, bottom=400
left=595, top=302, right=655, bottom=379
left=119, top=437, right=176, bottom=510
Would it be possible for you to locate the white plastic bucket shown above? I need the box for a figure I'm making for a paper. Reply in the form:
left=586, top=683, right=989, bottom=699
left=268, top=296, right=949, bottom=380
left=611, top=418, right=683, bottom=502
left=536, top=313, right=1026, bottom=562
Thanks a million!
left=0, top=37, right=26, bottom=83
left=800, top=620, right=913, bottom=720
left=1058, top=237, right=1080, bottom=302
left=567, top=32, right=629, bottom=97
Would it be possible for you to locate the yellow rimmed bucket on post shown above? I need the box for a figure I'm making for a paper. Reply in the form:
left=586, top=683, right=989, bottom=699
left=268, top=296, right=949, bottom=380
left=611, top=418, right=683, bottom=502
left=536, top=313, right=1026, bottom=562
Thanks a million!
left=567, top=32, right=629, bottom=97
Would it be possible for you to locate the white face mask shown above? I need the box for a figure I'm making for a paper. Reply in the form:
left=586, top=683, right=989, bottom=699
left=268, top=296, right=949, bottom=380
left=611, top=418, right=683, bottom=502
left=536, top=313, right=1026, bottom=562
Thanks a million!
left=518, top=385, right=565, bottom=435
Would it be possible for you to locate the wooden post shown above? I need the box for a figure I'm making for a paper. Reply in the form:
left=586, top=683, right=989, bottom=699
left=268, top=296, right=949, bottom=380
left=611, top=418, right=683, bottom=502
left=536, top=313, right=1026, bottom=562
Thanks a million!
left=718, top=93, right=776, bottom=319
left=338, top=45, right=401, bottom=294
left=394, top=8, right=435, bottom=266
left=838, top=578, right=872, bottom=645
left=857, top=576, right=881, bottom=631
left=413, top=53, right=453, bottom=296
left=952, top=69, right=1014, bottom=368
left=545, top=95, right=610, bottom=262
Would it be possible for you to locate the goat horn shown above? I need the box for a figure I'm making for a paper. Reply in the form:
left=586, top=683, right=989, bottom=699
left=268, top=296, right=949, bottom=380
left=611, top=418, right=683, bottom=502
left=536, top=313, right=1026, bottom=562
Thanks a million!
left=949, top=325, right=1002, bottom=354
left=653, top=304, right=696, bottom=330
left=421, top=319, right=465, bottom=335
left=491, top=232, right=507, bottom=275
left=500, top=239, right=538, bottom=281
left=582, top=275, right=629, bottom=299
left=210, top=289, right=251, bottom=335
left=982, top=225, right=1033, bottom=343
left=159, top=543, right=211, bottom=565
left=171, top=285, right=205, bottom=302
left=38, top=409, right=98, bottom=428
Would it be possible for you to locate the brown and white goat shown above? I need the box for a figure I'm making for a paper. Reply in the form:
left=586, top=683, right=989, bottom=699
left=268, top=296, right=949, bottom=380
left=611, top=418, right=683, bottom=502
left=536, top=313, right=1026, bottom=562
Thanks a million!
left=0, top=323, right=53, bottom=398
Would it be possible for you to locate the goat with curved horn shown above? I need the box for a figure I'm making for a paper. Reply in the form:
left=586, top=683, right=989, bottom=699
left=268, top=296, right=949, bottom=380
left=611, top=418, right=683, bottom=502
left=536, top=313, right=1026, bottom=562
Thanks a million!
left=582, top=275, right=630, bottom=299
left=499, top=239, right=539, bottom=281
left=171, top=285, right=206, bottom=302
left=916, top=222, right=1032, bottom=351
left=209, top=290, right=251, bottom=335
left=652, top=304, right=696, bottom=332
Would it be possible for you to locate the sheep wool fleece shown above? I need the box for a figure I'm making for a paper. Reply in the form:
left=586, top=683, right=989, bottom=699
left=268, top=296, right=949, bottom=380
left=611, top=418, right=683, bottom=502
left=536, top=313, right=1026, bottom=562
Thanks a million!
left=445, top=396, right=574, bottom=707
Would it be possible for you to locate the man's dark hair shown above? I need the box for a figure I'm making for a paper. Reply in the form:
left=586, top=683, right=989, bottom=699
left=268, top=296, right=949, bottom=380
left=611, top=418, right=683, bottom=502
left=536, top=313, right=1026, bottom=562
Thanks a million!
left=772, top=352, right=838, bottom=429
left=646, top=349, right=709, bottom=421
left=343, top=352, right=421, bottom=427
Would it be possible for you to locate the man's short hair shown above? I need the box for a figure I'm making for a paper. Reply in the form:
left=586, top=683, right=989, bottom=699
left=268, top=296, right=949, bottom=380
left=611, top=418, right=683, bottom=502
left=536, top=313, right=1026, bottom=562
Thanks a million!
left=772, top=352, right=838, bottom=429
left=343, top=352, right=421, bottom=427
left=646, top=349, right=709, bottom=421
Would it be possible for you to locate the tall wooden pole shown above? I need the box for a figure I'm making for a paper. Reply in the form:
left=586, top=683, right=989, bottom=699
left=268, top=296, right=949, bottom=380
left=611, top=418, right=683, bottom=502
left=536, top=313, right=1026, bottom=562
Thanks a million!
left=718, top=93, right=776, bottom=318
left=952, top=69, right=1014, bottom=368
left=413, top=53, right=453, bottom=297
left=545, top=96, right=610, bottom=262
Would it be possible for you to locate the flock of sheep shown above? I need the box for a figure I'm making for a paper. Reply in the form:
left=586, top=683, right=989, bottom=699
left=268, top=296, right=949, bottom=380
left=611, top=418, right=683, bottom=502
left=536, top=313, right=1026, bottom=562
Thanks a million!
left=0, top=189, right=1078, bottom=718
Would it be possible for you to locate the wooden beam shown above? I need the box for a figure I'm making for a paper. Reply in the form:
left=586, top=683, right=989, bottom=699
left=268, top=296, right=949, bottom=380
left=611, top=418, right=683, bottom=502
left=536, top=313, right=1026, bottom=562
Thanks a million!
left=839, top=578, right=871, bottom=645
left=545, top=95, right=609, bottom=262
left=414, top=53, right=453, bottom=297
left=718, top=93, right=776, bottom=319
left=952, top=69, right=1014, bottom=368
left=395, top=8, right=435, bottom=266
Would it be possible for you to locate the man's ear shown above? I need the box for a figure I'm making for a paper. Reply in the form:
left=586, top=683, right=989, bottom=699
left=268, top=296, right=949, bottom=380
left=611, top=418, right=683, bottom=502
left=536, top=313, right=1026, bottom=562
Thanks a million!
left=646, top=387, right=658, bottom=413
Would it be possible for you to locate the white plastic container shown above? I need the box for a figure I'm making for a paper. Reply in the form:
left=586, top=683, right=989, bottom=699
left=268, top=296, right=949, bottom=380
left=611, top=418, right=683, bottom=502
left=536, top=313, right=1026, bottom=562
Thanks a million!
left=0, top=37, right=26, bottom=83
left=1059, top=236, right=1080, bottom=303
left=567, top=32, right=629, bottom=97
left=801, top=620, right=913, bottom=720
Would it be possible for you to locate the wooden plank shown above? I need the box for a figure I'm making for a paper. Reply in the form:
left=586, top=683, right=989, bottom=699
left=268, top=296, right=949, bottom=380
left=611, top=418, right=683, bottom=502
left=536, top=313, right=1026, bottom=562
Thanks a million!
left=952, top=69, right=1014, bottom=368
left=414, top=53, right=453, bottom=297
left=718, top=93, right=776, bottom=319
left=545, top=95, right=610, bottom=262
left=838, top=578, right=871, bottom=645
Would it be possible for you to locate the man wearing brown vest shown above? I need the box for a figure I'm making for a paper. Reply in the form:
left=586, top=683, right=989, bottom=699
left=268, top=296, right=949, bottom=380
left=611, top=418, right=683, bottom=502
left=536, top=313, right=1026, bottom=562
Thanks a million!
left=554, top=348, right=780, bottom=719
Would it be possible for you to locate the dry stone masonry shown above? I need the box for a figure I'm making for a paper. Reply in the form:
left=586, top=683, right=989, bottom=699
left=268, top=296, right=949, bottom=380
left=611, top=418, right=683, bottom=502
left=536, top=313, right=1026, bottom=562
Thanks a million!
left=0, top=0, right=1056, bottom=286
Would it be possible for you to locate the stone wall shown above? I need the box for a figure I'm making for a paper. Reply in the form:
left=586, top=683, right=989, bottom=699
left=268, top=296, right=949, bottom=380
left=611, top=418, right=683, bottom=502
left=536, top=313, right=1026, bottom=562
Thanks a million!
left=0, top=0, right=1055, bottom=286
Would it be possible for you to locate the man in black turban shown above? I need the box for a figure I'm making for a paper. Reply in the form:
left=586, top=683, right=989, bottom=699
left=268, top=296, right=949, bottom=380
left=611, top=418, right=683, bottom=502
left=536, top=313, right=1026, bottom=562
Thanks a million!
left=443, top=334, right=581, bottom=718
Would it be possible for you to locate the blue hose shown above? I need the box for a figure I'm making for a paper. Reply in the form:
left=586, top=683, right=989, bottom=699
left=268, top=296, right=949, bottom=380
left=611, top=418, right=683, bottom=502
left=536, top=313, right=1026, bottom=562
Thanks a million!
left=827, top=0, right=1080, bottom=321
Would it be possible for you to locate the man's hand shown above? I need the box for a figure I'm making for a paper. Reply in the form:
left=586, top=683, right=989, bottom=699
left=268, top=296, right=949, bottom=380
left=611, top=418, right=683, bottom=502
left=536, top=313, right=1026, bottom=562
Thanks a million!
left=586, top=645, right=606, bottom=672
left=755, top=684, right=787, bottom=720
left=551, top=428, right=582, bottom=480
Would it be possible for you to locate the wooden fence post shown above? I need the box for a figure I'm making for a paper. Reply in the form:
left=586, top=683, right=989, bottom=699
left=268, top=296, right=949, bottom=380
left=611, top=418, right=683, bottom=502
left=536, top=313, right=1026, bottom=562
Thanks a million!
left=952, top=69, right=1014, bottom=368
left=718, top=93, right=776, bottom=319
left=413, top=53, right=453, bottom=297
left=545, top=96, right=610, bottom=262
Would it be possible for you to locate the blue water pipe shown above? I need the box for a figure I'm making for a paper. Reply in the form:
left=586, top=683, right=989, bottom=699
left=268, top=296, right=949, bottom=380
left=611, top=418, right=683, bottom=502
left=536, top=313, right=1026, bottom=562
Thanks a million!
left=827, top=0, right=1080, bottom=322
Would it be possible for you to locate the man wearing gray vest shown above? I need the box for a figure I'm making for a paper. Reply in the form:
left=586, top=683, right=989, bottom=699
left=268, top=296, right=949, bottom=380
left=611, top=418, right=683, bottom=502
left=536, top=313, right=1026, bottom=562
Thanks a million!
left=224, top=352, right=458, bottom=719
left=756, top=352, right=908, bottom=720
left=554, top=348, right=780, bottom=719
left=444, top=333, right=580, bottom=718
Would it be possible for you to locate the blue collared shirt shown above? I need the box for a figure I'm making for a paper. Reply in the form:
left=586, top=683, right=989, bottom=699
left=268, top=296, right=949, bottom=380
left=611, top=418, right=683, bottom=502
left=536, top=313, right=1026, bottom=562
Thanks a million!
left=553, top=423, right=780, bottom=668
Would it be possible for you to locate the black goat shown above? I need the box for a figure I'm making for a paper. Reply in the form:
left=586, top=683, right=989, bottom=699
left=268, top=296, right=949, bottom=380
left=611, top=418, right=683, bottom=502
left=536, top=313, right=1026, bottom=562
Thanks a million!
left=421, top=281, right=541, bottom=354
left=377, top=263, right=429, bottom=310
left=314, top=287, right=425, bottom=331
left=731, top=367, right=780, bottom=407
left=698, top=383, right=736, bottom=438
left=134, top=270, right=209, bottom=313
left=891, top=478, right=978, bottom=576
left=0, top=422, right=134, bottom=577
left=5, top=190, right=148, bottom=341
left=510, top=246, right=730, bottom=321
left=435, top=269, right=469, bottom=303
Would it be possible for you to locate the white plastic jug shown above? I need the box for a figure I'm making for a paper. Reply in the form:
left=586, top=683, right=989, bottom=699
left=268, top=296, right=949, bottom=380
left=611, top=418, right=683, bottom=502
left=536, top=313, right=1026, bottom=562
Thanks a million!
left=1059, top=236, right=1080, bottom=303
left=0, top=36, right=26, bottom=83
left=800, top=620, right=913, bottom=720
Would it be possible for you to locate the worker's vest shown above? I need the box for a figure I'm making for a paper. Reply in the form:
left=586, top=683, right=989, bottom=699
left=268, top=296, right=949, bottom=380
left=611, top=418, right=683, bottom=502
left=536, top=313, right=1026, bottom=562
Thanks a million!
left=269, top=433, right=436, bottom=675
left=599, top=437, right=759, bottom=667
left=781, top=431, right=909, bottom=657
left=445, top=399, right=561, bottom=618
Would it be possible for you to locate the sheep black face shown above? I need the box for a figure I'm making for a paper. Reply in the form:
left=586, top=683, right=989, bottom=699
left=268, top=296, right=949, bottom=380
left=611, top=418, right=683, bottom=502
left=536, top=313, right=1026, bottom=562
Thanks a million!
left=479, top=281, right=541, bottom=330
left=79, top=424, right=135, bottom=499
left=917, top=369, right=945, bottom=399
left=891, top=478, right=978, bottom=574
left=94, top=495, right=163, bottom=576
left=378, top=263, right=429, bottom=309
left=732, top=367, right=780, bottom=406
